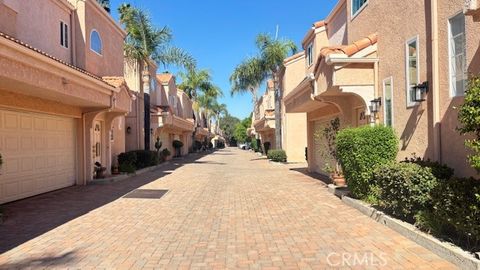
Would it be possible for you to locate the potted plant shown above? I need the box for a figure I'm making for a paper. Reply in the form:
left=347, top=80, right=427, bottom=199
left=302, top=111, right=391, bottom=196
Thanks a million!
left=94, top=162, right=107, bottom=179
left=317, top=117, right=346, bottom=186
left=172, top=140, right=184, bottom=158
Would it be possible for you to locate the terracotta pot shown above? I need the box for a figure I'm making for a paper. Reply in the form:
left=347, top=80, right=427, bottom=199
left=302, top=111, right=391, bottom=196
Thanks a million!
left=332, top=174, right=346, bottom=187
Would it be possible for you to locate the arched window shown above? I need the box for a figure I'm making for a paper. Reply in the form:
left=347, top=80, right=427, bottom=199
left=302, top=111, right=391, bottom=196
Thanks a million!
left=90, top=30, right=102, bottom=55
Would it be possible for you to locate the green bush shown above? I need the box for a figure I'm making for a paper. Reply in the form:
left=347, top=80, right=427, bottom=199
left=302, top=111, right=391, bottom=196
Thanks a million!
left=216, top=141, right=225, bottom=149
left=119, top=163, right=136, bottom=174
left=193, top=140, right=202, bottom=151
left=373, top=162, right=437, bottom=221
left=268, top=150, right=287, bottom=162
left=423, top=177, right=480, bottom=249
left=118, top=150, right=158, bottom=171
left=161, top=148, right=171, bottom=158
left=251, top=139, right=259, bottom=152
left=458, top=76, right=480, bottom=172
left=336, top=125, right=398, bottom=199
left=403, top=155, right=454, bottom=180
left=172, top=140, right=184, bottom=149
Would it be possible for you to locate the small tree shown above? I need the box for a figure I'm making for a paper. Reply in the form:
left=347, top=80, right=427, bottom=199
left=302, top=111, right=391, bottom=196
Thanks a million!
left=154, top=137, right=162, bottom=153
left=458, top=76, right=480, bottom=172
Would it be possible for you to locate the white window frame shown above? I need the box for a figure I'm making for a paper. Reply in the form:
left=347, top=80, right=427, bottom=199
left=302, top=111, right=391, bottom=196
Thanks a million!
left=60, top=21, right=69, bottom=49
left=405, top=35, right=420, bottom=108
left=351, top=0, right=368, bottom=20
left=383, top=77, right=394, bottom=127
left=90, top=29, right=103, bottom=56
left=448, top=12, right=467, bottom=97
left=307, top=42, right=314, bottom=66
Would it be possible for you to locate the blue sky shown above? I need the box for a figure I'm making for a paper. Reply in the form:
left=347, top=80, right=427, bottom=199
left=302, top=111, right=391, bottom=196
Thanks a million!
left=110, top=0, right=338, bottom=119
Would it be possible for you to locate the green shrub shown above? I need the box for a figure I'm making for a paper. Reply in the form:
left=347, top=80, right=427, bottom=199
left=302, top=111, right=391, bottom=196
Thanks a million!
left=216, top=141, right=225, bottom=149
left=119, top=163, right=136, bottom=174
left=373, top=162, right=437, bottom=221
left=118, top=151, right=137, bottom=170
left=251, top=139, right=259, bottom=152
left=172, top=140, right=184, bottom=149
left=268, top=150, right=287, bottom=162
left=118, top=150, right=158, bottom=171
left=336, top=125, right=399, bottom=199
left=161, top=148, right=171, bottom=158
left=133, top=150, right=159, bottom=169
left=458, top=76, right=480, bottom=172
left=403, top=155, right=454, bottom=180
left=425, top=177, right=480, bottom=248
left=193, top=140, right=202, bottom=151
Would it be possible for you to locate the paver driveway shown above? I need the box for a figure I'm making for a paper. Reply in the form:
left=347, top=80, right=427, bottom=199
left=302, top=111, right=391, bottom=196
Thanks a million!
left=0, top=148, right=456, bottom=269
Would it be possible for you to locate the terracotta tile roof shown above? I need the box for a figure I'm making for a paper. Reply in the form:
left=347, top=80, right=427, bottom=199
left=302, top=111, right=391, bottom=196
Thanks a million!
left=102, top=76, right=126, bottom=88
left=0, top=31, right=114, bottom=88
left=313, top=20, right=327, bottom=28
left=157, top=73, right=174, bottom=83
left=320, top=33, right=377, bottom=58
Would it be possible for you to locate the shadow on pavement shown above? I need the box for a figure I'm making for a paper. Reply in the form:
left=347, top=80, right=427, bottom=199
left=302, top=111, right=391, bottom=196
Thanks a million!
left=289, top=167, right=332, bottom=186
left=0, top=152, right=209, bottom=254
left=0, top=251, right=78, bottom=269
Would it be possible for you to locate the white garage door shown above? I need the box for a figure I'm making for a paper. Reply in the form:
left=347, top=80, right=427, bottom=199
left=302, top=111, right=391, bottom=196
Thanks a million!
left=0, top=109, right=76, bottom=204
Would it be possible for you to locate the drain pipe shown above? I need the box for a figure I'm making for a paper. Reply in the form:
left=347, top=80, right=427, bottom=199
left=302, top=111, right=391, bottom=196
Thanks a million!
left=431, top=0, right=441, bottom=162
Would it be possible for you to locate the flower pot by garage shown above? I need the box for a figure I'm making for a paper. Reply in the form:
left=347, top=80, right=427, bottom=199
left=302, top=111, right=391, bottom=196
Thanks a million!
left=332, top=174, right=346, bottom=187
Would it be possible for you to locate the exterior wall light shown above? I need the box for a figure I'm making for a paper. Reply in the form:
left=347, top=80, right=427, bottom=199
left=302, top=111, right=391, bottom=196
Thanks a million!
left=413, top=81, right=429, bottom=102
left=370, top=98, right=382, bottom=114
left=126, top=126, right=132, bottom=134
left=369, top=98, right=382, bottom=124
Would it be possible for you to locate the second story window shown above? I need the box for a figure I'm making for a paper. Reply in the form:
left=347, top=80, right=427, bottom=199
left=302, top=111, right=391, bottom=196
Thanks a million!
left=60, top=21, right=68, bottom=48
left=449, top=13, right=466, bottom=97
left=90, top=30, right=102, bottom=55
left=307, top=43, right=314, bottom=66
left=406, top=36, right=419, bottom=107
left=352, top=0, right=368, bottom=18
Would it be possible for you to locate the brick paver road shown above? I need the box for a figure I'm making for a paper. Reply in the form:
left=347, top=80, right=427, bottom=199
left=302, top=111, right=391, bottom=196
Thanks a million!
left=0, top=148, right=456, bottom=269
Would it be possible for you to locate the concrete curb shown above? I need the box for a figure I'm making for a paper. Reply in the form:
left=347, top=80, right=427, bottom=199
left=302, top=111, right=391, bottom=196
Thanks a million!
left=341, top=196, right=480, bottom=270
left=327, top=184, right=350, bottom=198
left=89, top=161, right=171, bottom=185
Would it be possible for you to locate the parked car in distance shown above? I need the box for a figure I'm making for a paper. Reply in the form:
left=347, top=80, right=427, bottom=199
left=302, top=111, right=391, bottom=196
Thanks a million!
left=238, top=143, right=251, bottom=150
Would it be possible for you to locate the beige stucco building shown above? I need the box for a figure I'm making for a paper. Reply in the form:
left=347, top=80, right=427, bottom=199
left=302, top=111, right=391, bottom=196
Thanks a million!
left=284, top=0, right=480, bottom=177
left=252, top=80, right=276, bottom=152
left=0, top=0, right=133, bottom=204
left=150, top=73, right=194, bottom=158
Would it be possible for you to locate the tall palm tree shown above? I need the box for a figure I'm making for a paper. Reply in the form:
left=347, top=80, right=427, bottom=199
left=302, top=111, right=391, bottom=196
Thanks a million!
left=178, top=68, right=222, bottom=124
left=97, top=0, right=110, bottom=13
left=229, top=56, right=265, bottom=104
left=255, top=33, right=297, bottom=149
left=211, top=102, right=228, bottom=134
left=119, top=4, right=196, bottom=69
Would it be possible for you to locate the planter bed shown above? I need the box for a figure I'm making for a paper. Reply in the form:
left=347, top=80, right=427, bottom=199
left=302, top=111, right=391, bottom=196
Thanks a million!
left=341, top=195, right=480, bottom=270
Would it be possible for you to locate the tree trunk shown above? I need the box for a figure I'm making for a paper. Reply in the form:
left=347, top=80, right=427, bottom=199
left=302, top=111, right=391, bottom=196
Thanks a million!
left=273, top=73, right=282, bottom=150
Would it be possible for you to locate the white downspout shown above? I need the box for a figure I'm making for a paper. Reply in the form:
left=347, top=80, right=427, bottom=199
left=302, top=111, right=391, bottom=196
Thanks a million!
left=431, top=0, right=441, bottom=162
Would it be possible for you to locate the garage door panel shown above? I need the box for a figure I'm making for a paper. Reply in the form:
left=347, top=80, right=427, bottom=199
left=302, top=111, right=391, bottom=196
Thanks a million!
left=0, top=109, right=76, bottom=204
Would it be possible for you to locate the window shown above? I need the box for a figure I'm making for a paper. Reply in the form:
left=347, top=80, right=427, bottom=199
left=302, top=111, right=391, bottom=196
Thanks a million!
left=449, top=13, right=466, bottom=97
left=90, top=30, right=102, bottom=55
left=406, top=37, right=419, bottom=107
left=383, top=77, right=394, bottom=127
left=60, top=21, right=68, bottom=48
left=352, top=0, right=368, bottom=17
left=307, top=43, right=313, bottom=66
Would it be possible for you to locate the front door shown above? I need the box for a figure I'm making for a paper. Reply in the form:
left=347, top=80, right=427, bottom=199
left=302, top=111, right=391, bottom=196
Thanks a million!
left=93, top=121, right=102, bottom=166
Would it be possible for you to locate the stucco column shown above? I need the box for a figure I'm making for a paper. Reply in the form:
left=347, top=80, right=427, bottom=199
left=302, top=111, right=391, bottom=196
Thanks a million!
left=105, top=112, right=126, bottom=175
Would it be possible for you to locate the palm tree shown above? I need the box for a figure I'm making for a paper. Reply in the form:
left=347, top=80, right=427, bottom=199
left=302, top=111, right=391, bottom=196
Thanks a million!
left=211, top=102, right=228, bottom=134
left=255, top=33, right=297, bottom=149
left=118, top=4, right=196, bottom=70
left=229, top=56, right=265, bottom=104
left=97, top=0, right=110, bottom=13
